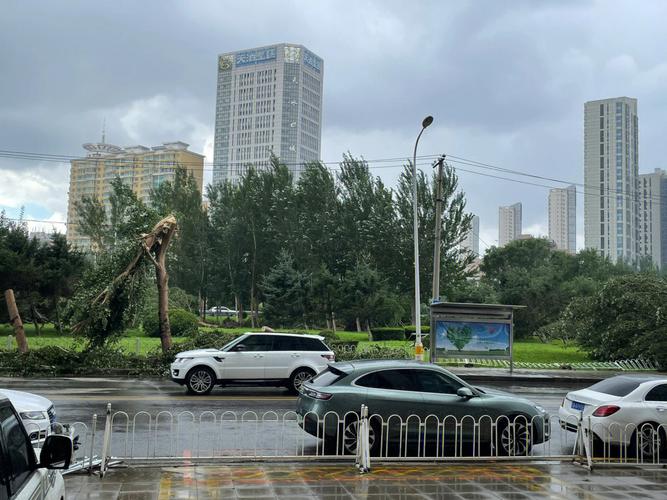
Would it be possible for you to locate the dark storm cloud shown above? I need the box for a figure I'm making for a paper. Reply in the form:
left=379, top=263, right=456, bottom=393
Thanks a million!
left=2, top=0, right=667, bottom=244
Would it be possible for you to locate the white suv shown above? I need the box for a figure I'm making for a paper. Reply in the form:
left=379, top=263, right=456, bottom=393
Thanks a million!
left=170, top=332, right=335, bottom=395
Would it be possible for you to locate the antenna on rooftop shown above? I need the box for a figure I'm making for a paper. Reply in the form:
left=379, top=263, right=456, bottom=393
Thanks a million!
left=102, top=118, right=106, bottom=144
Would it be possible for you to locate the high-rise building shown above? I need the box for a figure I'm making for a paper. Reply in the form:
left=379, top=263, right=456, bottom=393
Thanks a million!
left=548, top=185, right=576, bottom=253
left=498, top=203, right=522, bottom=247
left=638, top=168, right=667, bottom=268
left=584, top=97, right=639, bottom=263
left=213, top=43, right=323, bottom=185
left=67, top=141, right=204, bottom=251
left=462, top=215, right=479, bottom=256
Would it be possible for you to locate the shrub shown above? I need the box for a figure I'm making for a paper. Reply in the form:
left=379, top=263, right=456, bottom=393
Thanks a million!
left=370, top=327, right=405, bottom=341
left=143, top=308, right=199, bottom=337
left=333, top=344, right=410, bottom=361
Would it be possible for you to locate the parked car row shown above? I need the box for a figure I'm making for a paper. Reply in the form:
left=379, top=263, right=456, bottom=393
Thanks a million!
left=170, top=331, right=667, bottom=458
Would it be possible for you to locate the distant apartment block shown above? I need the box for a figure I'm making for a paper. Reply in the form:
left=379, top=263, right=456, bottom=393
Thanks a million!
left=462, top=215, right=480, bottom=256
left=66, top=141, right=204, bottom=251
left=584, top=97, right=639, bottom=263
left=638, top=169, right=667, bottom=268
left=548, top=185, right=576, bottom=253
left=213, top=43, right=323, bottom=185
left=498, top=203, right=522, bottom=247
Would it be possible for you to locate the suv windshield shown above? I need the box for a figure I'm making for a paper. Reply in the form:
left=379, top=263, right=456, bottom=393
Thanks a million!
left=588, top=377, right=645, bottom=397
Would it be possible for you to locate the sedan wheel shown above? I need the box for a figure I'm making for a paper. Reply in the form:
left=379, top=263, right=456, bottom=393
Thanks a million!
left=499, top=420, right=531, bottom=456
left=187, top=367, right=214, bottom=395
left=343, top=420, right=377, bottom=455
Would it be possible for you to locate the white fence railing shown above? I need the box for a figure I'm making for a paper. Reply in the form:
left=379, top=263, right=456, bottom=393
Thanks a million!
left=439, top=358, right=658, bottom=371
left=51, top=405, right=667, bottom=476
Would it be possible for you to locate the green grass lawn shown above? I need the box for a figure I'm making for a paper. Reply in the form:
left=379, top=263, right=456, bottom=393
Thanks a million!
left=0, top=324, right=590, bottom=363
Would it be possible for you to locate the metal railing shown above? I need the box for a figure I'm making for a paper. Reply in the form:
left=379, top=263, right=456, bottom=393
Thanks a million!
left=48, top=405, right=667, bottom=475
left=439, top=358, right=658, bottom=371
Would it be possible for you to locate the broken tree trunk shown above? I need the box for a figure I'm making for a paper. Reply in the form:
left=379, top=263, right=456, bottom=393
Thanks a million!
left=143, top=216, right=177, bottom=353
left=4, top=289, right=28, bottom=353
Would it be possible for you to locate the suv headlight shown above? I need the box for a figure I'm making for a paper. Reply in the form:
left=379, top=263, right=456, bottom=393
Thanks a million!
left=20, top=411, right=48, bottom=420
left=175, top=357, right=192, bottom=363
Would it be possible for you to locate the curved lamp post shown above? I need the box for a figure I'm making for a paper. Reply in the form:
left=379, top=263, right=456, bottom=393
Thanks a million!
left=412, top=115, right=433, bottom=361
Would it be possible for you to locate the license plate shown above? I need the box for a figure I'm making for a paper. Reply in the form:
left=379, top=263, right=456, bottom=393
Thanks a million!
left=571, top=401, right=585, bottom=411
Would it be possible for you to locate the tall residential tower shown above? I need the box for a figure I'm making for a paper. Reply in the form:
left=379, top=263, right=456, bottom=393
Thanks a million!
left=462, top=215, right=480, bottom=256
left=548, top=185, right=576, bottom=253
left=213, top=43, right=323, bottom=184
left=584, top=97, right=638, bottom=263
left=638, top=169, right=667, bottom=268
left=498, top=203, right=522, bottom=247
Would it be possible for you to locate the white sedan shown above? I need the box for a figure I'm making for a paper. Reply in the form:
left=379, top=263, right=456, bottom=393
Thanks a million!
left=559, top=375, right=667, bottom=459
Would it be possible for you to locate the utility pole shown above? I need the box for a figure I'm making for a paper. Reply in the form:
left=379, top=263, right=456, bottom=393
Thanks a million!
left=431, top=156, right=446, bottom=304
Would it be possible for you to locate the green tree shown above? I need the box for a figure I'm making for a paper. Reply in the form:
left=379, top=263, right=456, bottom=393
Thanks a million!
left=394, top=163, right=473, bottom=320
left=261, top=249, right=308, bottom=327
left=553, top=274, right=667, bottom=367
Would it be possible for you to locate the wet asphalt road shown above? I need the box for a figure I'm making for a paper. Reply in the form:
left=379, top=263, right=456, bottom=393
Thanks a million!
left=0, top=376, right=589, bottom=458
left=0, top=376, right=584, bottom=422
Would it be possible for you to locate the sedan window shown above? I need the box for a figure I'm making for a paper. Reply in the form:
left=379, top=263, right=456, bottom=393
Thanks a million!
left=414, top=370, right=462, bottom=394
left=588, top=377, right=645, bottom=397
left=356, top=369, right=419, bottom=391
left=645, top=384, right=667, bottom=402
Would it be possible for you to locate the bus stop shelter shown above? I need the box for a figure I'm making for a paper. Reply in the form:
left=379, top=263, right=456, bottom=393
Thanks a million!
left=429, top=302, right=525, bottom=373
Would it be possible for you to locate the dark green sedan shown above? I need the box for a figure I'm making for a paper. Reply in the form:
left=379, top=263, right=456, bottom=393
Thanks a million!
left=297, top=360, right=550, bottom=456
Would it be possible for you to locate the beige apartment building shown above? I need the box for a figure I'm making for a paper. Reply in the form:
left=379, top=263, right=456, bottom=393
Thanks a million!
left=638, top=168, right=667, bottom=268
left=498, top=202, right=522, bottom=247
left=66, top=140, right=204, bottom=251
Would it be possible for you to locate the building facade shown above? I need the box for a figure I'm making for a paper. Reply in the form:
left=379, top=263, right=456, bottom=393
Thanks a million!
left=462, top=215, right=480, bottom=256
left=213, top=43, right=323, bottom=185
left=66, top=141, right=204, bottom=251
left=638, top=169, right=667, bottom=268
left=548, top=185, right=576, bottom=253
left=498, top=203, right=522, bottom=247
left=584, top=97, right=639, bottom=263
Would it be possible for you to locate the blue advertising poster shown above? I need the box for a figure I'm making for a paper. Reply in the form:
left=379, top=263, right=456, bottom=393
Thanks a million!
left=435, top=320, right=510, bottom=357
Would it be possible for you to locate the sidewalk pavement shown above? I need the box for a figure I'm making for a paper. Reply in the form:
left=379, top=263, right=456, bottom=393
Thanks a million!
left=65, top=462, right=667, bottom=499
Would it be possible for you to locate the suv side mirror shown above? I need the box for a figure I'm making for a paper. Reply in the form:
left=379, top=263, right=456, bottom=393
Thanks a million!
left=457, top=387, right=474, bottom=400
left=39, top=434, right=73, bottom=470
left=234, top=344, right=246, bottom=352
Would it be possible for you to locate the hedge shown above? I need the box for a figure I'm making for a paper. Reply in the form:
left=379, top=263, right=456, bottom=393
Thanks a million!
left=370, top=327, right=405, bottom=341
left=143, top=308, right=200, bottom=338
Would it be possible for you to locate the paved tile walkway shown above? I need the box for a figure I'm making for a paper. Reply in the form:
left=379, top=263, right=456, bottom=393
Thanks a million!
left=66, top=462, right=667, bottom=499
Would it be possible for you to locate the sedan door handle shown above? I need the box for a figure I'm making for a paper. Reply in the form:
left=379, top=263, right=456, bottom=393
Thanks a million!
left=657, top=406, right=666, bottom=412
left=291, top=353, right=301, bottom=358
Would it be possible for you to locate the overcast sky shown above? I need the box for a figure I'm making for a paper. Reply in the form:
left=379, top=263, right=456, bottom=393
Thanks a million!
left=2, top=0, right=667, bottom=251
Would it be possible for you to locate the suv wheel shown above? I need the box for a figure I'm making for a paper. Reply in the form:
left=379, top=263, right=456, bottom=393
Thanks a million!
left=288, top=368, right=315, bottom=394
left=186, top=367, right=215, bottom=395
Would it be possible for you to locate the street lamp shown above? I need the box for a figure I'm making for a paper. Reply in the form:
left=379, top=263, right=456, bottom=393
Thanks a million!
left=412, top=115, right=433, bottom=361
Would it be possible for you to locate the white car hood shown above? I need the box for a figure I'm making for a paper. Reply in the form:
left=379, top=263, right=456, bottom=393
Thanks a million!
left=0, top=389, right=52, bottom=413
left=176, top=348, right=223, bottom=358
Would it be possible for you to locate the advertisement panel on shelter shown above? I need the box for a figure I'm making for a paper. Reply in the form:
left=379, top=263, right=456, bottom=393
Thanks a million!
left=434, top=320, right=510, bottom=358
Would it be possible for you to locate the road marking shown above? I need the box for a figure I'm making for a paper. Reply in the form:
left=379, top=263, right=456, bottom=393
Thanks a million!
left=47, top=395, right=297, bottom=401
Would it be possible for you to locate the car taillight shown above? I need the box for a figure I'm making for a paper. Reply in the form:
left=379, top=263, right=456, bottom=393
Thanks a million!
left=592, top=405, right=620, bottom=417
left=302, top=387, right=333, bottom=400
left=321, top=354, right=335, bottom=361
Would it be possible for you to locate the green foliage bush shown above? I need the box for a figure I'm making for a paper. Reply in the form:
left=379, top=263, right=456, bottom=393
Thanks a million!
left=143, top=308, right=199, bottom=337
left=317, top=329, right=339, bottom=346
left=370, top=327, right=405, bottom=341
left=332, top=344, right=410, bottom=361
